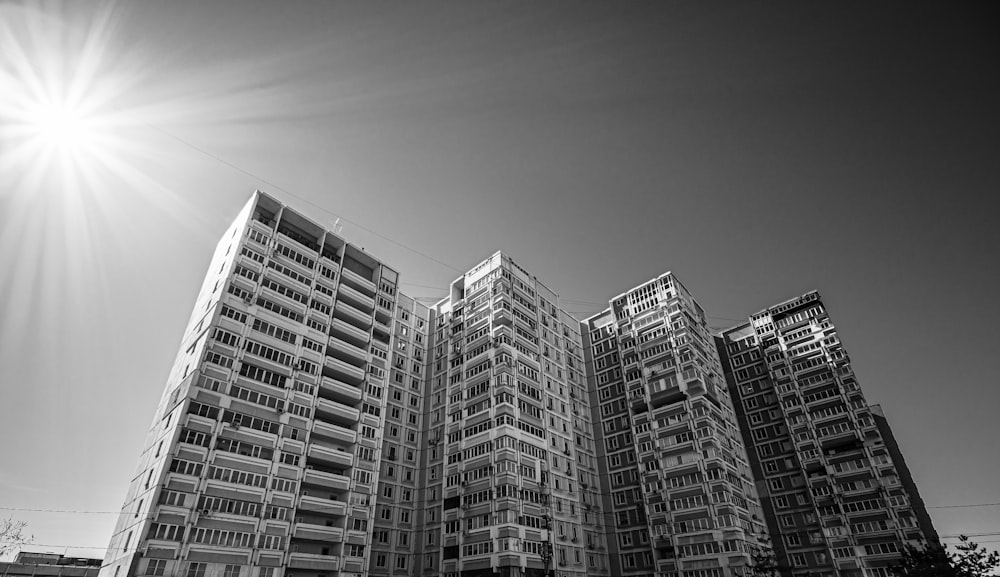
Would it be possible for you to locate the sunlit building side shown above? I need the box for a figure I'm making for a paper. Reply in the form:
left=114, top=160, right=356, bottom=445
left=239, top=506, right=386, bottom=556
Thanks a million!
left=582, top=274, right=770, bottom=577
left=101, top=190, right=416, bottom=577
left=716, top=292, right=938, bottom=577
left=417, top=253, right=611, bottom=577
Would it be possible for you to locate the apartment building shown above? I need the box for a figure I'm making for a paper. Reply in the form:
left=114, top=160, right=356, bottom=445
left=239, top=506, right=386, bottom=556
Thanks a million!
left=583, top=273, right=770, bottom=577
left=716, top=291, right=937, bottom=577
left=101, top=191, right=411, bottom=577
left=100, top=190, right=936, bottom=577
left=101, top=192, right=612, bottom=577
left=419, top=252, right=611, bottom=577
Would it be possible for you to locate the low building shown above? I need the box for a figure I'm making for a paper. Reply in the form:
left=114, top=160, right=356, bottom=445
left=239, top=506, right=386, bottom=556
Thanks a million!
left=1, top=553, right=102, bottom=577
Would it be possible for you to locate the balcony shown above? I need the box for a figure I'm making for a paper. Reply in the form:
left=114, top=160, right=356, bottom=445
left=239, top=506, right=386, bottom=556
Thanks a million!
left=276, top=230, right=320, bottom=260
left=260, top=285, right=308, bottom=315
left=315, top=397, right=361, bottom=425
left=328, top=334, right=368, bottom=366
left=331, top=317, right=370, bottom=347
left=333, top=299, right=374, bottom=330
left=319, top=376, right=362, bottom=404
left=287, top=553, right=340, bottom=572
left=308, top=442, right=354, bottom=468
left=293, top=521, right=345, bottom=541
left=340, top=267, right=376, bottom=297
left=303, top=468, right=351, bottom=491
left=313, top=420, right=357, bottom=444
left=324, top=356, right=366, bottom=385
left=337, top=283, right=375, bottom=312
left=298, top=495, right=348, bottom=518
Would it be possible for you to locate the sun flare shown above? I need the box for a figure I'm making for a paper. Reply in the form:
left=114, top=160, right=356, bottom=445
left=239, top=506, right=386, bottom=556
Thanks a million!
left=25, top=97, right=96, bottom=153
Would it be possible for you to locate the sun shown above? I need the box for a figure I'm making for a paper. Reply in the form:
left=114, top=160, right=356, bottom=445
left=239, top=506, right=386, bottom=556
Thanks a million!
left=24, top=97, right=97, bottom=154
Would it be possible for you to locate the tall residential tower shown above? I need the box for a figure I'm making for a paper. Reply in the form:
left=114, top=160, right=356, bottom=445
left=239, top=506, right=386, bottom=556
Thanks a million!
left=102, top=191, right=416, bottom=577
left=716, top=291, right=937, bottom=577
left=583, top=273, right=770, bottom=577
left=418, top=252, right=611, bottom=577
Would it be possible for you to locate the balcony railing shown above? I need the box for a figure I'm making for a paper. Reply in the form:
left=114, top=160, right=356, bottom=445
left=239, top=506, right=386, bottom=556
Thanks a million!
left=319, top=376, right=362, bottom=404
left=333, top=299, right=374, bottom=330
left=297, top=495, right=348, bottom=518
left=328, top=334, right=368, bottom=366
left=287, top=553, right=340, bottom=571
left=337, top=283, right=375, bottom=312
left=308, top=442, right=354, bottom=468
left=313, top=420, right=357, bottom=444
left=340, top=267, right=376, bottom=297
left=303, top=468, right=351, bottom=491
left=323, top=356, right=366, bottom=385
left=292, top=521, right=345, bottom=542
left=315, top=397, right=361, bottom=425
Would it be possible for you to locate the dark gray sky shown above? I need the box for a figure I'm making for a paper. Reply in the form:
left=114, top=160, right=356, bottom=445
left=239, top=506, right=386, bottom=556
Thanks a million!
left=1, top=0, right=997, bottom=557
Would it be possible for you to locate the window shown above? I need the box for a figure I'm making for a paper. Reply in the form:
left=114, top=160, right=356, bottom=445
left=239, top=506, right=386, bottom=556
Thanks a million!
left=223, top=566, right=241, bottom=577
left=187, top=564, right=206, bottom=577
left=145, top=560, right=167, bottom=576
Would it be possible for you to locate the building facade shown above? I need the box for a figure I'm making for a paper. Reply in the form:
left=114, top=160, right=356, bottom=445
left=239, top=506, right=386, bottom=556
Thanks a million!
left=101, top=191, right=935, bottom=577
left=416, top=252, right=612, bottom=577
left=101, top=192, right=613, bottom=577
left=1, top=553, right=102, bottom=577
left=102, top=191, right=414, bottom=577
left=716, top=291, right=937, bottom=577
left=583, top=273, right=770, bottom=577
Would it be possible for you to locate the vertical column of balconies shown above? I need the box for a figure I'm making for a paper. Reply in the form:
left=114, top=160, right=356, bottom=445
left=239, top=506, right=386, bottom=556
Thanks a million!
left=564, top=312, right=611, bottom=576
left=292, top=253, right=381, bottom=576
left=368, top=285, right=426, bottom=576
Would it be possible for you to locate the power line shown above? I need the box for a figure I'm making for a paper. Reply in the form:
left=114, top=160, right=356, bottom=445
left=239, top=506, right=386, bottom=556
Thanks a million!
left=929, top=502, right=1000, bottom=509
left=0, top=506, right=120, bottom=514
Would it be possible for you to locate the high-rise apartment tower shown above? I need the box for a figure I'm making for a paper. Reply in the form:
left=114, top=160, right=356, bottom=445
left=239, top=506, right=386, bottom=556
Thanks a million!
left=716, top=291, right=937, bottom=577
left=583, top=273, right=770, bottom=577
left=418, top=252, right=612, bottom=577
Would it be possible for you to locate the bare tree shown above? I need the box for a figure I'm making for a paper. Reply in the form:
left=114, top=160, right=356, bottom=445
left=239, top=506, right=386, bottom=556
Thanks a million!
left=0, top=517, right=32, bottom=558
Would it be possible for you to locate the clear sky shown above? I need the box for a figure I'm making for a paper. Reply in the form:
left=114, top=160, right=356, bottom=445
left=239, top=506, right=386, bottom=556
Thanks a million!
left=1, top=0, right=997, bottom=559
